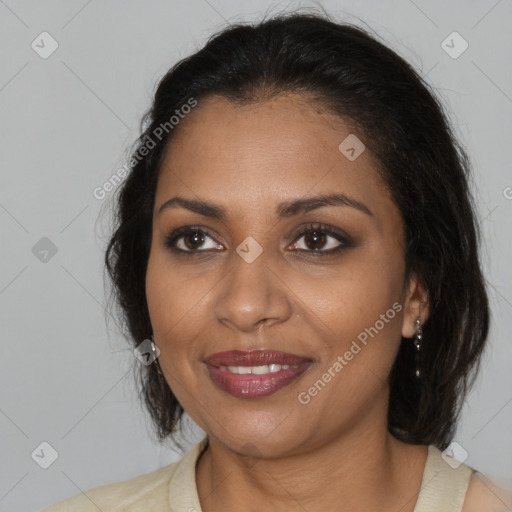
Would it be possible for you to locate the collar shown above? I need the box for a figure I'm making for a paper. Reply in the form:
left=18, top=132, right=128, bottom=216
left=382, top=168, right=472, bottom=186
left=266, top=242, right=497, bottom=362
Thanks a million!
left=168, top=435, right=209, bottom=512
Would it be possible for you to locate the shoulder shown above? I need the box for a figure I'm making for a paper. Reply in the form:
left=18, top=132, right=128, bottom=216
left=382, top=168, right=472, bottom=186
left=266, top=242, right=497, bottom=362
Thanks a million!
left=413, top=444, right=503, bottom=512
left=39, top=436, right=209, bottom=512
left=461, top=472, right=512, bottom=512
left=39, top=460, right=181, bottom=512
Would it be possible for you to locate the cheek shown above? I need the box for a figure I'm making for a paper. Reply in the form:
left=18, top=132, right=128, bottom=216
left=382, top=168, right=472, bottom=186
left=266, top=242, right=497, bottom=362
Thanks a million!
left=146, top=255, right=205, bottom=406
left=295, top=294, right=402, bottom=429
left=145, top=252, right=214, bottom=390
left=146, top=250, right=204, bottom=336
left=291, top=252, right=404, bottom=392
left=292, top=250, right=403, bottom=337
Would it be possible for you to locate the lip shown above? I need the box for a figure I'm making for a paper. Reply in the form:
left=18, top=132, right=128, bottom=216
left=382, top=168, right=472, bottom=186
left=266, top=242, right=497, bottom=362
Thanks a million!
left=204, top=349, right=313, bottom=398
left=205, top=349, right=311, bottom=367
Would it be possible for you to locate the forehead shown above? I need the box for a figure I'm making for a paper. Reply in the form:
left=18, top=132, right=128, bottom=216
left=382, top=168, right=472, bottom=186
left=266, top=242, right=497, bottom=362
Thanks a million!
left=155, top=94, right=387, bottom=218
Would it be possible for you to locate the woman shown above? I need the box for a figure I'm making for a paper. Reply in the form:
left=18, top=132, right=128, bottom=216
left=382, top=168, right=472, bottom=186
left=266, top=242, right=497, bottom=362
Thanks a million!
left=41, top=10, right=511, bottom=512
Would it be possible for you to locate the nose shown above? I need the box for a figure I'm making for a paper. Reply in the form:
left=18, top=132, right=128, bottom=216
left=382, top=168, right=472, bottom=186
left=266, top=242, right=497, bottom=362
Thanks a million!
left=213, top=251, right=293, bottom=333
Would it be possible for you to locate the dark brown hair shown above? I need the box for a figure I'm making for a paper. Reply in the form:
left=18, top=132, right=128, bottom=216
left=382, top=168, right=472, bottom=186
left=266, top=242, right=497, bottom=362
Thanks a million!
left=104, top=10, right=489, bottom=450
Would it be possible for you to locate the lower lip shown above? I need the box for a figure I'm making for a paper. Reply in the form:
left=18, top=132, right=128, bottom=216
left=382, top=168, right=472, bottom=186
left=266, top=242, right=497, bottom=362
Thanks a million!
left=205, top=362, right=312, bottom=398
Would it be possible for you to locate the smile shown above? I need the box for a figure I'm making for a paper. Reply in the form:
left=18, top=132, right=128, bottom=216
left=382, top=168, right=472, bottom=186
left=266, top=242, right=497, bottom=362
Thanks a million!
left=204, top=349, right=312, bottom=398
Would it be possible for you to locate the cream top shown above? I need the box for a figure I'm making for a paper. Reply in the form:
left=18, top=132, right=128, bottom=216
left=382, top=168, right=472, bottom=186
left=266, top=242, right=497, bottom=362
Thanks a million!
left=40, top=436, right=475, bottom=511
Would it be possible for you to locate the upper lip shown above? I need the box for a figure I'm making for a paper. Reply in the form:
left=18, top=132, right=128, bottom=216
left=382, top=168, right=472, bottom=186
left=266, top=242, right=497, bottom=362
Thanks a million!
left=205, top=349, right=312, bottom=367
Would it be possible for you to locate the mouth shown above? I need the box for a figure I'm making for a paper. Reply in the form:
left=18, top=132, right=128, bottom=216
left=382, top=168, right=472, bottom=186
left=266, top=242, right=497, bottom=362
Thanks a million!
left=204, top=349, right=313, bottom=398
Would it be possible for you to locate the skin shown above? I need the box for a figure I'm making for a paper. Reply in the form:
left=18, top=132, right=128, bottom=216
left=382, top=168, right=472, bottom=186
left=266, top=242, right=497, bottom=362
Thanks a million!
left=462, top=473, right=512, bottom=512
left=145, top=93, right=434, bottom=512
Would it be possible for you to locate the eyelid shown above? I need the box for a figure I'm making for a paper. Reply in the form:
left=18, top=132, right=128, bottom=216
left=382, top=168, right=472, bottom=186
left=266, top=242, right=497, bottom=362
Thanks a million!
left=164, top=223, right=353, bottom=256
left=287, top=223, right=352, bottom=256
left=164, top=225, right=222, bottom=252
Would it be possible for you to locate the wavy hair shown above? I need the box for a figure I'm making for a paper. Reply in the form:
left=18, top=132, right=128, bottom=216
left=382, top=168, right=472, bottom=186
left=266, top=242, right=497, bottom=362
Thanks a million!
left=104, top=10, right=489, bottom=450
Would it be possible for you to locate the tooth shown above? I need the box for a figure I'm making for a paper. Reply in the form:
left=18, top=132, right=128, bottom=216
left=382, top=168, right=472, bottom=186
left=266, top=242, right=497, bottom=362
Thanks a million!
left=219, top=364, right=302, bottom=374
left=251, top=365, right=270, bottom=374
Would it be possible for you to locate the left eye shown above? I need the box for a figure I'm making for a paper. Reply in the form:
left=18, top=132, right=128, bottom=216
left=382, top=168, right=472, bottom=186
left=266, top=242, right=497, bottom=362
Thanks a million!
left=288, top=224, right=351, bottom=256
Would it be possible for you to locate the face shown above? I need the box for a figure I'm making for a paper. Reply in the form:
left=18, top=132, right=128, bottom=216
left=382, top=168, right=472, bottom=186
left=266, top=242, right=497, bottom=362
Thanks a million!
left=145, top=93, right=428, bottom=458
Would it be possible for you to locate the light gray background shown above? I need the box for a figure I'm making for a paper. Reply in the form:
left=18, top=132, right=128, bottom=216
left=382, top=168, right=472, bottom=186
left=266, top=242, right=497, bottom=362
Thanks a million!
left=0, top=1, right=511, bottom=510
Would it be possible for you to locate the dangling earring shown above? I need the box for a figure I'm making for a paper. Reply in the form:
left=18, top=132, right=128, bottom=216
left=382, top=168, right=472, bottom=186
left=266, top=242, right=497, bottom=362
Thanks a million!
left=413, top=317, right=422, bottom=379
left=150, top=333, right=164, bottom=378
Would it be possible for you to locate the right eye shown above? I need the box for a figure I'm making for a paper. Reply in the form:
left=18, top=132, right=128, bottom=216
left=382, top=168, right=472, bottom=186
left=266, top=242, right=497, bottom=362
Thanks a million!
left=164, top=226, right=224, bottom=255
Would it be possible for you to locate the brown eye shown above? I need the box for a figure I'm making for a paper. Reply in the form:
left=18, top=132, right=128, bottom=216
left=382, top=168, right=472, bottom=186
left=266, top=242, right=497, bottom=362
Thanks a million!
left=182, top=230, right=206, bottom=250
left=290, top=223, right=352, bottom=256
left=303, top=230, right=328, bottom=250
left=164, top=227, right=223, bottom=254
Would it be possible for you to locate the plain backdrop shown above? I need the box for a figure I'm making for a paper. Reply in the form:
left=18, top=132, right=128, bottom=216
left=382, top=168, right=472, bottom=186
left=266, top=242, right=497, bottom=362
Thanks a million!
left=0, top=1, right=511, bottom=510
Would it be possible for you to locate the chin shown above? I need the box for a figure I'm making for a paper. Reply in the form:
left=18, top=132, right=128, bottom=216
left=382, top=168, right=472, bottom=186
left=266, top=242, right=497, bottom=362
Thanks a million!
left=204, top=413, right=308, bottom=458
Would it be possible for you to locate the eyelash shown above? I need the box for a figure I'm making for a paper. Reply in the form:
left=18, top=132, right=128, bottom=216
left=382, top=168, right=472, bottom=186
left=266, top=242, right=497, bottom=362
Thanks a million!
left=164, top=223, right=352, bottom=258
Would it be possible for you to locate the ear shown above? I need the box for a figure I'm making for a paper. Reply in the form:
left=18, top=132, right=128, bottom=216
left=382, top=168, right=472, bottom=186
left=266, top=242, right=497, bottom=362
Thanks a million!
left=401, top=271, right=430, bottom=339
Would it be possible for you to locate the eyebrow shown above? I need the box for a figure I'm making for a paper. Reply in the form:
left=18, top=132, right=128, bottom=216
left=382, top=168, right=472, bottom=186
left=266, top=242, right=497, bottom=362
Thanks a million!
left=158, top=193, right=373, bottom=220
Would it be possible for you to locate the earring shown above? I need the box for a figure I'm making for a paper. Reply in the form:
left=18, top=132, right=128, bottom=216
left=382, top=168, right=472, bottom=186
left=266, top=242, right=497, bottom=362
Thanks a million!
left=150, top=333, right=164, bottom=378
left=413, top=317, right=422, bottom=379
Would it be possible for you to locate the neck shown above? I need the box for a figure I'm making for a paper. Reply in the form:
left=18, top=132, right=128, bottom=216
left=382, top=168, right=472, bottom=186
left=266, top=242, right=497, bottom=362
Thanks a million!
left=195, top=407, right=428, bottom=512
